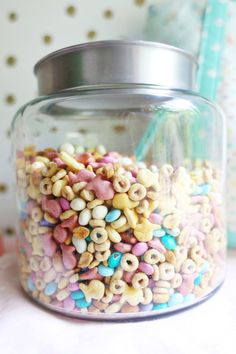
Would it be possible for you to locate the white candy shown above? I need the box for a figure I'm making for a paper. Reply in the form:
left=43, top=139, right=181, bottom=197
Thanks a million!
left=79, top=208, right=91, bottom=225
left=92, top=205, right=108, bottom=220
left=96, top=144, right=106, bottom=155
left=60, top=142, right=75, bottom=155
left=70, top=198, right=86, bottom=211
left=75, top=145, right=85, bottom=154
left=72, top=237, right=87, bottom=254
left=31, top=161, right=45, bottom=171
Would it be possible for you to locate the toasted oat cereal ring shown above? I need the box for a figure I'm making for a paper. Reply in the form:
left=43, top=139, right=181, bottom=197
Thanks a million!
left=39, top=178, right=52, bottom=195
left=113, top=175, right=131, bottom=193
left=109, top=279, right=126, bottom=294
left=90, top=227, right=108, bottom=244
left=132, top=272, right=149, bottom=289
left=42, top=162, right=58, bottom=177
left=95, top=250, right=111, bottom=262
left=120, top=253, right=139, bottom=272
left=159, top=262, right=175, bottom=281
left=181, top=259, right=196, bottom=274
left=31, top=206, right=43, bottom=222
left=143, top=249, right=164, bottom=265
left=128, top=183, right=146, bottom=201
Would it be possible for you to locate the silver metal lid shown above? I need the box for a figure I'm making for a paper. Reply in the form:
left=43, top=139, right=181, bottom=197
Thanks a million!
left=34, top=40, right=197, bottom=95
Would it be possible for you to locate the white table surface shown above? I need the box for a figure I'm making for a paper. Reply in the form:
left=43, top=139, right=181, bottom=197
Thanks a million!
left=0, top=238, right=236, bottom=354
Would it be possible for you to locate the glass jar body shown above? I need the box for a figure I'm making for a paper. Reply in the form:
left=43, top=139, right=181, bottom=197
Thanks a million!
left=12, top=86, right=226, bottom=320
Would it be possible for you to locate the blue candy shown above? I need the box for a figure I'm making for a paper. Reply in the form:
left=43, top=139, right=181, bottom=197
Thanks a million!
left=161, top=235, right=177, bottom=250
left=153, top=228, right=166, bottom=237
left=194, top=273, right=203, bottom=286
left=20, top=211, right=28, bottom=220
left=108, top=252, right=122, bottom=268
left=27, top=277, right=35, bottom=291
left=153, top=303, right=168, bottom=310
left=184, top=294, right=195, bottom=303
left=168, top=293, right=184, bottom=307
left=105, top=209, right=121, bottom=223
left=70, top=290, right=85, bottom=300
left=201, top=183, right=211, bottom=195
left=75, top=299, right=92, bottom=308
left=98, top=264, right=114, bottom=277
left=86, top=236, right=91, bottom=241
left=165, top=228, right=180, bottom=237
left=200, top=261, right=209, bottom=274
left=192, top=185, right=203, bottom=196
left=44, top=282, right=57, bottom=296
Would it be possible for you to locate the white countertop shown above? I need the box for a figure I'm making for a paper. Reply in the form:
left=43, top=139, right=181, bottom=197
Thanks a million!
left=0, top=239, right=236, bottom=354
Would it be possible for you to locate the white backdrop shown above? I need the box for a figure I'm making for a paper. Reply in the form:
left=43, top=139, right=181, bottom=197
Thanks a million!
left=0, top=0, right=150, bottom=234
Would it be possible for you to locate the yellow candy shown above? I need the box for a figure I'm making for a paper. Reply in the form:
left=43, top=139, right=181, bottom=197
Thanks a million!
left=137, top=169, right=158, bottom=188
left=124, top=208, right=139, bottom=229
left=121, top=284, right=144, bottom=306
left=134, top=218, right=161, bottom=242
left=79, top=279, right=105, bottom=302
left=60, top=151, right=84, bottom=172
left=112, top=193, right=139, bottom=210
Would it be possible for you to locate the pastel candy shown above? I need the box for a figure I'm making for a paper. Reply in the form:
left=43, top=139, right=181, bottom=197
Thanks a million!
left=60, top=215, right=78, bottom=231
left=153, top=303, right=168, bottom=310
left=27, top=277, right=35, bottom=291
left=105, top=209, right=121, bottom=222
left=194, top=273, right=203, bottom=286
left=61, top=244, right=77, bottom=270
left=86, top=175, right=115, bottom=200
left=168, top=293, right=184, bottom=307
left=59, top=197, right=70, bottom=211
left=140, top=303, right=153, bottom=311
left=138, top=261, right=154, bottom=275
left=41, top=233, right=57, bottom=257
left=53, top=225, right=68, bottom=243
left=45, top=200, right=62, bottom=218
left=108, top=252, right=122, bottom=268
left=75, top=299, right=92, bottom=308
left=153, top=228, right=166, bottom=237
left=149, top=213, right=163, bottom=224
left=114, top=242, right=132, bottom=253
left=98, top=264, right=114, bottom=276
left=70, top=290, right=85, bottom=300
left=161, top=235, right=177, bottom=250
left=44, top=282, right=57, bottom=296
left=63, top=297, right=75, bottom=311
left=132, top=242, right=148, bottom=256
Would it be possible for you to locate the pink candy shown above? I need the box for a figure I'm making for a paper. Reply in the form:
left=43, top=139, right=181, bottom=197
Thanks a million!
left=46, top=200, right=62, bottom=218
left=148, top=239, right=166, bottom=254
left=100, top=156, right=117, bottom=164
left=123, top=271, right=135, bottom=284
left=41, top=233, right=57, bottom=257
left=177, top=273, right=196, bottom=296
left=132, top=242, right=148, bottom=256
left=79, top=267, right=98, bottom=280
left=61, top=244, right=77, bottom=270
left=26, top=200, right=38, bottom=215
left=138, top=262, right=154, bottom=275
left=52, top=157, right=67, bottom=168
left=53, top=225, right=68, bottom=243
left=86, top=175, right=115, bottom=200
left=63, top=297, right=75, bottom=311
left=68, top=169, right=94, bottom=185
left=67, top=283, right=80, bottom=291
left=60, top=215, right=78, bottom=231
left=76, top=152, right=94, bottom=165
left=59, top=197, right=70, bottom=211
left=114, top=242, right=132, bottom=253
left=149, top=213, right=163, bottom=225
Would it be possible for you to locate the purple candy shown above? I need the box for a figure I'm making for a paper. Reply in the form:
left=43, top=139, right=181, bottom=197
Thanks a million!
left=63, top=297, right=75, bottom=311
left=138, top=262, right=154, bottom=275
left=132, top=242, right=148, bottom=256
left=59, top=197, right=70, bottom=211
left=67, top=283, right=80, bottom=291
left=149, top=213, right=163, bottom=225
left=140, top=303, right=153, bottom=312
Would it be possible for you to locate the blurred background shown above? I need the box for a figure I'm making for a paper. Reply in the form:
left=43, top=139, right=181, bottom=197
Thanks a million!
left=1, top=0, right=236, bottom=247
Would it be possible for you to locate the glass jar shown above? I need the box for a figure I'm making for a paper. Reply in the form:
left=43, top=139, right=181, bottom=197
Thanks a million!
left=12, top=41, right=226, bottom=320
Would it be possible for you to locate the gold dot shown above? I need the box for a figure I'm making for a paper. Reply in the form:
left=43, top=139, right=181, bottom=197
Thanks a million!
left=113, top=125, right=126, bottom=133
left=6, top=56, right=16, bottom=66
left=50, top=126, right=58, bottom=133
left=104, top=9, right=113, bottom=19
left=0, top=184, right=7, bottom=193
left=6, top=129, right=11, bottom=138
left=134, top=0, right=145, bottom=5
left=5, top=227, right=15, bottom=236
left=8, top=12, right=17, bottom=21
left=5, top=95, right=16, bottom=105
left=87, top=31, right=96, bottom=40
left=78, top=128, right=88, bottom=134
left=66, top=5, right=76, bottom=16
left=43, top=34, right=52, bottom=45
